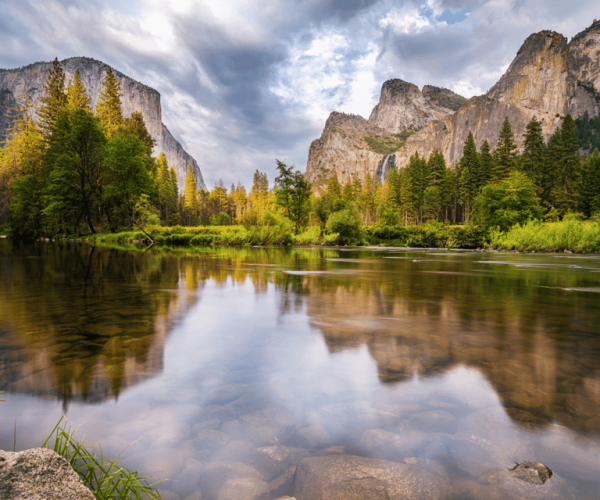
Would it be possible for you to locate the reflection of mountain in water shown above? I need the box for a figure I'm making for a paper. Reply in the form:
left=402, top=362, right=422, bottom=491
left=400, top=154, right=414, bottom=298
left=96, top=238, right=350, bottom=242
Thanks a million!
left=276, top=253, right=600, bottom=434
left=0, top=241, right=198, bottom=409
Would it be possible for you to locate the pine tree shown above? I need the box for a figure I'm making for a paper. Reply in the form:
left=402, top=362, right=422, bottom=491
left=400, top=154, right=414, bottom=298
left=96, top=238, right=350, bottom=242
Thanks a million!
left=361, top=172, right=376, bottom=225
left=580, top=156, right=600, bottom=217
left=493, top=117, right=518, bottom=182
left=66, top=70, right=90, bottom=112
left=122, top=111, right=156, bottom=154
left=96, top=68, right=123, bottom=139
left=37, top=58, right=67, bottom=139
left=479, top=139, right=493, bottom=186
left=553, top=114, right=581, bottom=215
left=168, top=167, right=180, bottom=225
left=184, top=165, right=198, bottom=225
left=427, top=149, right=446, bottom=188
left=521, top=116, right=545, bottom=190
left=250, top=170, right=269, bottom=217
left=543, top=129, right=563, bottom=212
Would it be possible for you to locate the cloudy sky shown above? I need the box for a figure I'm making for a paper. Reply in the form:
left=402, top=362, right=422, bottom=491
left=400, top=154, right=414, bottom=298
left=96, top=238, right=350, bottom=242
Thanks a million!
left=0, top=0, right=597, bottom=188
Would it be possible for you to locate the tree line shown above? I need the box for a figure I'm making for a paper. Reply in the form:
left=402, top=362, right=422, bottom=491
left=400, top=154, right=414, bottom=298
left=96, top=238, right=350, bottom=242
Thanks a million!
left=1, top=59, right=599, bottom=239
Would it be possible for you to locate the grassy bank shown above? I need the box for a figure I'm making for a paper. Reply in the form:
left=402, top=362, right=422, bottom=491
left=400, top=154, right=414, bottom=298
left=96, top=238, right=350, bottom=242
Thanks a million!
left=490, top=218, right=600, bottom=252
left=35, top=219, right=600, bottom=253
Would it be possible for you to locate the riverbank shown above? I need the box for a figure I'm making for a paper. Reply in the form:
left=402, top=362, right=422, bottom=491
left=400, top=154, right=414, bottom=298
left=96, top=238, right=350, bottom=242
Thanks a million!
left=21, top=218, right=600, bottom=253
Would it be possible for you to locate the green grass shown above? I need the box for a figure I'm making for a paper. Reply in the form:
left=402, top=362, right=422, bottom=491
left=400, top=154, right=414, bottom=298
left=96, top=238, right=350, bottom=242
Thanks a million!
left=489, top=218, right=600, bottom=252
left=43, top=417, right=164, bottom=500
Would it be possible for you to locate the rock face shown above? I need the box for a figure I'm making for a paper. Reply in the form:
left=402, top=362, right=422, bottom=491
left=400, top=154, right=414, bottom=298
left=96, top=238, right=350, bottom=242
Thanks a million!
left=0, top=57, right=205, bottom=191
left=0, top=447, right=95, bottom=500
left=368, top=79, right=457, bottom=133
left=305, top=112, right=401, bottom=187
left=307, top=20, right=600, bottom=179
left=306, top=83, right=464, bottom=185
left=294, top=455, right=447, bottom=500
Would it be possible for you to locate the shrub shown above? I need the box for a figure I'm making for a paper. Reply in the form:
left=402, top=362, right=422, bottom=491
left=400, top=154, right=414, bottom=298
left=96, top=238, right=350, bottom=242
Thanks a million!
left=326, top=203, right=364, bottom=243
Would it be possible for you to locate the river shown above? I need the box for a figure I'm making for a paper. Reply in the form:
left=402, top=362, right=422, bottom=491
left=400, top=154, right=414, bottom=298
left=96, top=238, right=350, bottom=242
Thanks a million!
left=1, top=240, right=599, bottom=499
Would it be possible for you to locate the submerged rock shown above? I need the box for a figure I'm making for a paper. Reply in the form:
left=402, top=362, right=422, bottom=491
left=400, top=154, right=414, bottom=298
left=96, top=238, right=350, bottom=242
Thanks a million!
left=0, top=448, right=95, bottom=500
left=294, top=454, right=446, bottom=500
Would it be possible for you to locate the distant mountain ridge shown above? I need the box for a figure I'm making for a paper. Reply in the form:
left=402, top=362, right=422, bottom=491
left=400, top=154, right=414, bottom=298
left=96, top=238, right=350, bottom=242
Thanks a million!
left=0, top=57, right=206, bottom=191
left=306, top=20, right=600, bottom=184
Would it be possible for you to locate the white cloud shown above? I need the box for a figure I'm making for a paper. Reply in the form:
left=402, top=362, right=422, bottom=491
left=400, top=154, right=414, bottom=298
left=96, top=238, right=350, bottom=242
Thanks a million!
left=379, top=8, right=432, bottom=34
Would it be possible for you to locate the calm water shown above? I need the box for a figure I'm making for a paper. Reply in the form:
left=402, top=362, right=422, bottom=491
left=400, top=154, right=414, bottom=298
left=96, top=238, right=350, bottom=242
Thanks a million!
left=1, top=240, right=600, bottom=499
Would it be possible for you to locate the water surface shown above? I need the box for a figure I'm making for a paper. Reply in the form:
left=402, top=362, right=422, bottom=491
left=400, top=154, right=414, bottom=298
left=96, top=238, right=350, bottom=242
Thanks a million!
left=1, top=240, right=600, bottom=499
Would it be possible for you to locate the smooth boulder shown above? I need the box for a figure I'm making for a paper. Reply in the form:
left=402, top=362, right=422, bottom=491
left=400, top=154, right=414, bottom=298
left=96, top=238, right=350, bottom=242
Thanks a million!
left=0, top=448, right=95, bottom=500
left=294, top=455, right=446, bottom=500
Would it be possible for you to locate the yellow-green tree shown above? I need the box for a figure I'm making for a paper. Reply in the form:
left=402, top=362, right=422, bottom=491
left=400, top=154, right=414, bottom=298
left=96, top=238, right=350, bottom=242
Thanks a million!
left=66, top=69, right=90, bottom=113
left=183, top=165, right=198, bottom=225
left=96, top=68, right=123, bottom=139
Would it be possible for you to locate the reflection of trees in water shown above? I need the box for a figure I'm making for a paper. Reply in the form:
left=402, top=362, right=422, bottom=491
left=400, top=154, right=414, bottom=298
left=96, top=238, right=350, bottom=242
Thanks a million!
left=271, top=253, right=600, bottom=435
left=0, top=241, right=189, bottom=408
left=1, top=242, right=599, bottom=433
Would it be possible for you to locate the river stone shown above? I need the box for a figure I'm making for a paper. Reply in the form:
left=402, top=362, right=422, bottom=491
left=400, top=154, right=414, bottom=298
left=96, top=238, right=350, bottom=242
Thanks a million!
left=476, top=465, right=575, bottom=500
left=0, top=448, right=95, bottom=500
left=212, top=440, right=255, bottom=462
left=508, top=462, right=552, bottom=485
left=294, top=455, right=446, bottom=500
left=192, top=420, right=221, bottom=432
left=207, top=384, right=245, bottom=405
left=172, top=458, right=204, bottom=496
left=194, top=430, right=230, bottom=449
left=247, top=444, right=291, bottom=479
left=269, top=466, right=297, bottom=498
left=217, top=477, right=269, bottom=500
left=293, top=424, right=330, bottom=448
left=239, top=408, right=295, bottom=446
left=359, top=428, right=401, bottom=450
left=196, top=461, right=263, bottom=500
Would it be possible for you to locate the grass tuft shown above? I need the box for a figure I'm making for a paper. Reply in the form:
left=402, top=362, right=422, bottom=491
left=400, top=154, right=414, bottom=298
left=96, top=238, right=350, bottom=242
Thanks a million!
left=43, top=417, right=164, bottom=500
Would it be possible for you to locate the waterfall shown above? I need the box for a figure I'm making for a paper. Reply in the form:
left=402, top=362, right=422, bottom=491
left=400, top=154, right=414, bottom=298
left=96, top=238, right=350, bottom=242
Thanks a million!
left=376, top=154, right=395, bottom=185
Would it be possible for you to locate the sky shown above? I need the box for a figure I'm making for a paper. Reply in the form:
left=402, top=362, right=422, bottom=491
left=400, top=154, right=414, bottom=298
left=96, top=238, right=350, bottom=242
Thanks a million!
left=0, top=0, right=597, bottom=189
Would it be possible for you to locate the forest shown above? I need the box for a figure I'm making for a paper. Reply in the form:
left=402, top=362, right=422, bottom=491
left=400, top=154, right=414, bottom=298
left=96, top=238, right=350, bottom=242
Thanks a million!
left=1, top=59, right=600, bottom=251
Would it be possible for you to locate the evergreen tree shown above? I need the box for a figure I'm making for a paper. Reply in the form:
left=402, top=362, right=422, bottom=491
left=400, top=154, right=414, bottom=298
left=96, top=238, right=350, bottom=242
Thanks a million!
left=479, top=139, right=493, bottom=186
left=37, top=58, right=67, bottom=139
left=66, top=70, right=90, bottom=112
left=543, top=128, right=564, bottom=213
left=250, top=170, right=269, bottom=217
left=96, top=68, right=123, bottom=139
left=183, top=165, right=198, bottom=225
left=521, top=116, right=545, bottom=190
left=493, top=117, right=518, bottom=182
left=168, top=168, right=180, bottom=225
left=552, top=114, right=580, bottom=215
left=427, top=149, right=446, bottom=188
left=361, top=172, right=376, bottom=225
left=580, top=156, right=600, bottom=217
left=122, top=111, right=156, bottom=154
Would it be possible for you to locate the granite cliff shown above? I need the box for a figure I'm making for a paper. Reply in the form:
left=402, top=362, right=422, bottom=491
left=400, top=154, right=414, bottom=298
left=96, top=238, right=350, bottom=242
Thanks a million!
left=306, top=20, right=600, bottom=180
left=0, top=57, right=205, bottom=191
left=306, top=83, right=464, bottom=185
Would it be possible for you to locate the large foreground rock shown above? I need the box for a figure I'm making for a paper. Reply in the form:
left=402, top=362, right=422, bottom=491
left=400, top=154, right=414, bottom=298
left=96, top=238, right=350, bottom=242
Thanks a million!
left=294, top=455, right=446, bottom=500
left=0, top=448, right=95, bottom=500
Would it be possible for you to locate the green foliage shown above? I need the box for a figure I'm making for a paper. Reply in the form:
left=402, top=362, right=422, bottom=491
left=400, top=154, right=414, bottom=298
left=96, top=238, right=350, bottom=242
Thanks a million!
left=292, top=225, right=321, bottom=244
left=474, top=171, right=544, bottom=231
left=493, top=117, right=519, bottom=182
left=363, top=134, right=404, bottom=155
left=326, top=203, right=364, bottom=243
left=43, top=417, right=164, bottom=500
left=490, top=218, right=600, bottom=252
left=209, top=212, right=230, bottom=226
left=96, top=68, right=123, bottom=139
left=274, top=160, right=312, bottom=234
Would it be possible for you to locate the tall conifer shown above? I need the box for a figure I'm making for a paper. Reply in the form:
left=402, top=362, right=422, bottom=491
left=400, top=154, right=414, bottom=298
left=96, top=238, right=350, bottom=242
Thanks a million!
left=66, top=70, right=90, bottom=112
left=493, top=117, right=518, bottom=182
left=96, top=68, right=123, bottom=139
left=521, top=116, right=545, bottom=190
left=37, top=58, right=67, bottom=138
left=479, top=139, right=493, bottom=186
